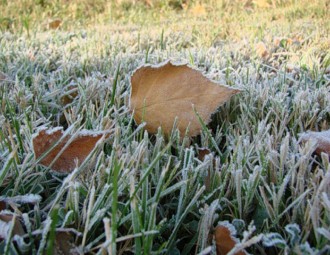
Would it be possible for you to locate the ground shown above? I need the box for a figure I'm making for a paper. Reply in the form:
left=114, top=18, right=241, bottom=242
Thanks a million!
left=0, top=0, right=329, bottom=254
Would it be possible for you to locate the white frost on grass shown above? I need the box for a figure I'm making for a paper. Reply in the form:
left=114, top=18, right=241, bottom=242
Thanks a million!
left=45, top=126, right=64, bottom=135
left=299, top=129, right=330, bottom=153
left=0, top=219, right=12, bottom=239
left=0, top=194, right=42, bottom=204
left=31, top=126, right=48, bottom=139
left=217, top=220, right=238, bottom=237
left=32, top=126, right=63, bottom=140
left=33, top=126, right=109, bottom=139
left=78, top=129, right=110, bottom=137
left=300, top=129, right=330, bottom=141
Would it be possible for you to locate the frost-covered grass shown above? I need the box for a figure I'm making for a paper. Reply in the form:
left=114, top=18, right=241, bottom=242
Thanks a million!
left=0, top=0, right=329, bottom=254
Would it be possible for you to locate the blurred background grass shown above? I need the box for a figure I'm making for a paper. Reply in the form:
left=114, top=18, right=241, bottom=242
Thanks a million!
left=0, top=0, right=328, bottom=33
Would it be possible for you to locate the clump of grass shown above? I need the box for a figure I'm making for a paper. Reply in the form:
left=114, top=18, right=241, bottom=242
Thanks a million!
left=0, top=0, right=329, bottom=254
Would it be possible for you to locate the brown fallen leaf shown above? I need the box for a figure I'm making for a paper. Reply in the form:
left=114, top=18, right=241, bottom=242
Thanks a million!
left=53, top=231, right=79, bottom=255
left=130, top=61, right=240, bottom=137
left=215, top=223, right=246, bottom=255
left=60, top=84, right=79, bottom=106
left=197, top=147, right=212, bottom=161
left=0, top=200, right=25, bottom=240
left=0, top=195, right=44, bottom=242
left=33, top=127, right=109, bottom=173
left=255, top=42, right=269, bottom=59
left=300, top=129, right=330, bottom=157
left=0, top=213, right=25, bottom=240
left=48, top=19, right=62, bottom=30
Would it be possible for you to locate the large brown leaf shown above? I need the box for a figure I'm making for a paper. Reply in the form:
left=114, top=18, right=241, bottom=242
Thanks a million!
left=130, top=61, right=240, bottom=137
left=33, top=127, right=109, bottom=173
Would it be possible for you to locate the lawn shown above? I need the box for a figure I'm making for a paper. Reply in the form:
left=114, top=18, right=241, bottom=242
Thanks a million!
left=0, top=0, right=329, bottom=254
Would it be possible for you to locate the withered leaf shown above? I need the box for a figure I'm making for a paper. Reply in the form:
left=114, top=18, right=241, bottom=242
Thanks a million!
left=0, top=196, right=40, bottom=240
left=255, top=42, right=269, bottom=59
left=300, top=129, right=330, bottom=157
left=0, top=214, right=25, bottom=240
left=215, top=223, right=246, bottom=255
left=53, top=231, right=79, bottom=255
left=197, top=147, right=212, bottom=161
left=48, top=19, right=62, bottom=29
left=33, top=127, right=109, bottom=173
left=60, top=85, right=79, bottom=106
left=130, top=61, right=240, bottom=137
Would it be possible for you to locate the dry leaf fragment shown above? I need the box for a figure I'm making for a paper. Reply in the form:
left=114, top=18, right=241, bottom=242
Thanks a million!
left=0, top=195, right=41, bottom=239
left=273, top=37, right=283, bottom=47
left=53, top=231, right=79, bottom=255
left=300, top=129, right=330, bottom=157
left=130, top=61, right=240, bottom=137
left=0, top=213, right=25, bottom=240
left=197, top=147, right=212, bottom=161
left=48, top=19, right=62, bottom=29
left=0, top=200, right=25, bottom=240
left=33, top=127, right=109, bottom=173
left=255, top=42, right=269, bottom=59
left=60, top=85, right=79, bottom=106
left=215, top=223, right=246, bottom=255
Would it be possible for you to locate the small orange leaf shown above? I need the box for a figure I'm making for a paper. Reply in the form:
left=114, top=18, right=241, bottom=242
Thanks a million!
left=255, top=42, right=269, bottom=59
left=48, top=19, right=62, bottom=29
left=130, top=61, right=240, bottom=137
left=215, top=223, right=246, bottom=255
left=33, top=127, right=109, bottom=173
left=300, top=129, right=330, bottom=156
